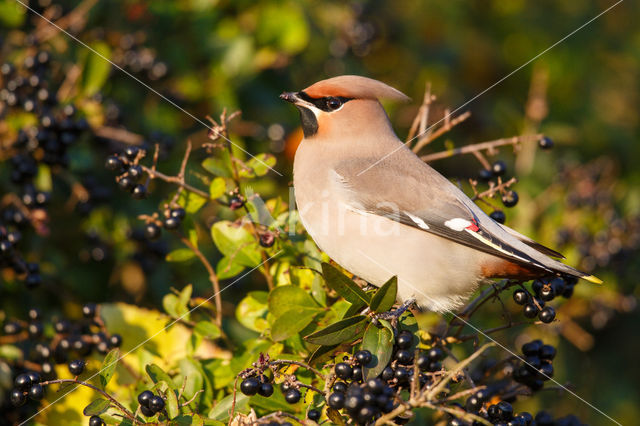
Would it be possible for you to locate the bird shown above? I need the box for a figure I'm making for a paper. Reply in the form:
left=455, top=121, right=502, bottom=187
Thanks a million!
left=280, top=75, right=601, bottom=313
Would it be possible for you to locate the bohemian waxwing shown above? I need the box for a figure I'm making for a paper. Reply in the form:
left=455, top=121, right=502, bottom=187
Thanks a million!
left=281, top=75, right=601, bottom=313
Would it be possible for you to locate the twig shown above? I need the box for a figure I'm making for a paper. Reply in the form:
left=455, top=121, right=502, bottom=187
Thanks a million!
left=180, top=389, right=204, bottom=407
left=179, top=236, right=222, bottom=327
left=35, top=0, right=98, bottom=42
left=254, top=411, right=304, bottom=425
left=39, top=378, right=136, bottom=422
left=413, top=111, right=471, bottom=153
left=472, top=177, right=518, bottom=201
left=421, top=134, right=543, bottom=163
left=268, top=360, right=324, bottom=378
left=94, top=126, right=145, bottom=145
left=140, top=165, right=209, bottom=199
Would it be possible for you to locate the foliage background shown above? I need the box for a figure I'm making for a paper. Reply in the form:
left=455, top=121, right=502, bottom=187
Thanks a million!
left=0, top=0, right=638, bottom=424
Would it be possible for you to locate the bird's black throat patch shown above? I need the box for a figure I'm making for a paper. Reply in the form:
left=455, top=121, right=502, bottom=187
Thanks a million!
left=296, top=106, right=318, bottom=138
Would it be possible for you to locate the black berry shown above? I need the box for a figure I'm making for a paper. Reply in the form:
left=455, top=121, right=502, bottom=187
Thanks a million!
left=539, top=306, right=556, bottom=323
left=163, top=216, right=181, bottom=230
left=335, top=362, right=352, bottom=380
left=109, top=334, right=122, bottom=348
left=89, top=415, right=104, bottom=426
left=144, top=223, right=161, bottom=240
left=308, top=409, right=321, bottom=421
left=82, top=303, right=97, bottom=318
left=123, top=146, right=140, bottom=160
left=284, top=388, right=301, bottom=404
left=10, top=388, right=26, bottom=406
left=68, top=359, right=85, bottom=376
left=328, top=392, right=345, bottom=409
left=539, top=136, right=554, bottom=149
left=240, top=377, right=260, bottom=396
left=513, top=289, right=528, bottom=305
left=137, top=390, right=153, bottom=407
left=28, top=384, right=44, bottom=401
left=490, top=210, right=506, bottom=224
left=131, top=184, right=147, bottom=199
left=523, top=303, right=539, bottom=318
left=501, top=190, right=519, bottom=208
left=539, top=344, right=556, bottom=360
left=258, top=382, right=274, bottom=397
left=492, top=160, right=507, bottom=176
left=354, top=350, right=372, bottom=366
left=395, top=330, right=413, bottom=349
left=170, top=208, right=186, bottom=220
left=148, top=395, right=165, bottom=413
left=105, top=155, right=123, bottom=171
left=15, top=373, right=32, bottom=391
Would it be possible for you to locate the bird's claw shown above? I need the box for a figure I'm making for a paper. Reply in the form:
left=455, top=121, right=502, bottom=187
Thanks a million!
left=371, top=298, right=417, bottom=327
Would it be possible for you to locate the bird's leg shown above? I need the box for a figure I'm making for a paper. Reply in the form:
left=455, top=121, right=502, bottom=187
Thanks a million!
left=373, top=298, right=417, bottom=324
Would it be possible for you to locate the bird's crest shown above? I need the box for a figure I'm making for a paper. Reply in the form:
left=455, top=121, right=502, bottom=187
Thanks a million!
left=303, top=75, right=410, bottom=102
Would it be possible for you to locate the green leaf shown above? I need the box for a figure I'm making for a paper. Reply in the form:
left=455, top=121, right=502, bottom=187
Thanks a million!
left=83, top=398, right=110, bottom=416
left=215, top=256, right=245, bottom=280
left=201, top=157, right=231, bottom=178
left=146, top=364, right=175, bottom=388
left=99, top=348, right=120, bottom=389
left=177, top=190, right=208, bottom=214
left=326, top=407, right=346, bottom=425
left=165, top=388, right=180, bottom=419
left=343, top=301, right=367, bottom=319
left=177, top=358, right=204, bottom=401
left=209, top=177, right=226, bottom=199
left=194, top=321, right=221, bottom=340
left=211, top=221, right=261, bottom=267
left=268, top=285, right=319, bottom=318
left=235, top=291, right=269, bottom=332
left=82, top=42, right=112, bottom=96
left=322, top=263, right=370, bottom=306
left=369, top=276, right=398, bottom=313
left=361, top=323, right=394, bottom=380
left=239, top=153, right=276, bottom=178
left=208, top=393, right=249, bottom=421
left=163, top=285, right=192, bottom=320
left=166, top=248, right=196, bottom=262
left=271, top=306, right=320, bottom=341
left=308, top=343, right=339, bottom=365
left=304, top=315, right=367, bottom=345
left=250, top=392, right=293, bottom=412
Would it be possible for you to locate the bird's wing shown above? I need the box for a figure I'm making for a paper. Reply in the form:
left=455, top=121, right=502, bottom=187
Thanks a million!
left=333, top=157, right=553, bottom=272
left=497, top=224, right=565, bottom=259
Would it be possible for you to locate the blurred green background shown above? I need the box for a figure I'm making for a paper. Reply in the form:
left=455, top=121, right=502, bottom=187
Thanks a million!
left=1, top=0, right=638, bottom=424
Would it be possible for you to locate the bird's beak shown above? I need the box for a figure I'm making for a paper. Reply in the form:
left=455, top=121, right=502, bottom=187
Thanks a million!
left=279, top=91, right=300, bottom=104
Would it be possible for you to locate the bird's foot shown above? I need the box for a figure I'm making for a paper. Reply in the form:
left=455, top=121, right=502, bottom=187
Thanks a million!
left=372, top=298, right=417, bottom=327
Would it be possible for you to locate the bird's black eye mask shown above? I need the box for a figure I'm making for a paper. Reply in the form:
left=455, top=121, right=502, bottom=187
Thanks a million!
left=295, top=92, right=353, bottom=138
left=297, top=91, right=353, bottom=112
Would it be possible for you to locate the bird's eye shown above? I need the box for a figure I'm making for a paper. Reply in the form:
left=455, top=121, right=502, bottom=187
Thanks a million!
left=326, top=97, right=342, bottom=110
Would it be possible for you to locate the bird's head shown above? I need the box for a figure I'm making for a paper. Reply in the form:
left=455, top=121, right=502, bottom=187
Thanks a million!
left=280, top=75, right=409, bottom=139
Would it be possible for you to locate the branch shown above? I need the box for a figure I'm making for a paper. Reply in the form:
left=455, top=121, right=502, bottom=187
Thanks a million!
left=179, top=236, right=222, bottom=328
left=421, top=134, right=543, bottom=163
left=413, top=111, right=471, bottom=153
left=40, top=379, right=136, bottom=422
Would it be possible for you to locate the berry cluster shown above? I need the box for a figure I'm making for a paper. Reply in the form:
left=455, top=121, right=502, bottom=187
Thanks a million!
left=113, top=33, right=169, bottom=82
left=9, top=371, right=45, bottom=407
left=239, top=375, right=275, bottom=399
left=105, top=146, right=148, bottom=199
left=1, top=52, right=89, bottom=172
left=513, top=276, right=576, bottom=323
left=476, top=159, right=522, bottom=225
left=143, top=207, right=186, bottom=241
left=4, top=302, right=122, bottom=410
left=137, top=389, right=166, bottom=417
left=327, top=333, right=446, bottom=425
left=513, top=339, right=556, bottom=391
